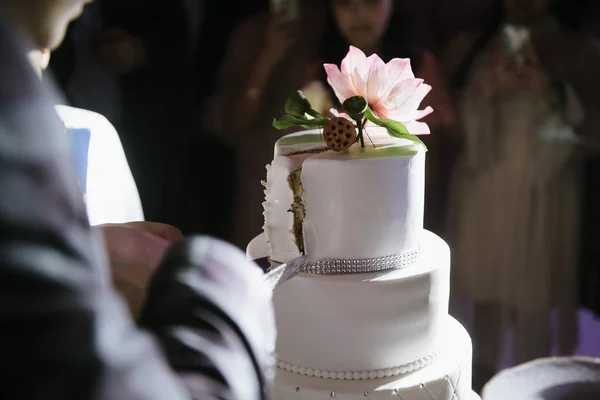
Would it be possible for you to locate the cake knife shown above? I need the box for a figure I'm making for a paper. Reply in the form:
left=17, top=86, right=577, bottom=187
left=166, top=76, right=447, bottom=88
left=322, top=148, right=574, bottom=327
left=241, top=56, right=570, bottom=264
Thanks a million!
left=262, top=255, right=308, bottom=291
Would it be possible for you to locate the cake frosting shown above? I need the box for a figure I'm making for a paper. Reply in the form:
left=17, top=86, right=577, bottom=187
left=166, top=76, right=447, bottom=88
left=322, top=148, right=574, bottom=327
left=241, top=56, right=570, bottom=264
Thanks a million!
left=273, top=317, right=472, bottom=400
left=256, top=129, right=475, bottom=399
left=246, top=232, right=475, bottom=400
left=254, top=128, right=477, bottom=398
left=263, top=130, right=424, bottom=267
left=252, top=45, right=475, bottom=399
left=273, top=230, right=449, bottom=374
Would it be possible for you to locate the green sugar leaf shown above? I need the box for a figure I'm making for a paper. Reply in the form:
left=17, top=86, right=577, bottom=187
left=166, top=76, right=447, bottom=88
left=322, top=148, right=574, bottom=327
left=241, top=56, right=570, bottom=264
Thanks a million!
left=284, top=90, right=312, bottom=117
left=273, top=113, right=328, bottom=130
left=364, top=107, right=427, bottom=151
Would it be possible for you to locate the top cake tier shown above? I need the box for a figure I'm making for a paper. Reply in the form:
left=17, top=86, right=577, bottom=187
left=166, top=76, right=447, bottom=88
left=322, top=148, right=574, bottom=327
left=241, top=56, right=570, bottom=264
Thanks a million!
left=263, top=129, right=425, bottom=268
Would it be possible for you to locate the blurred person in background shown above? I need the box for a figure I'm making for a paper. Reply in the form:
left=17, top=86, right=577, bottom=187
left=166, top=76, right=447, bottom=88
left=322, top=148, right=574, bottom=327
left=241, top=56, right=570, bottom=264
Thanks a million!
left=45, top=1, right=124, bottom=123
left=48, top=0, right=236, bottom=240
left=60, top=0, right=124, bottom=123
left=204, top=0, right=326, bottom=249
left=439, top=0, right=500, bottom=88
left=446, top=0, right=600, bottom=390
left=577, top=1, right=600, bottom=320
left=303, top=0, right=456, bottom=235
left=549, top=0, right=600, bottom=320
left=0, top=0, right=276, bottom=397
left=89, top=0, right=195, bottom=233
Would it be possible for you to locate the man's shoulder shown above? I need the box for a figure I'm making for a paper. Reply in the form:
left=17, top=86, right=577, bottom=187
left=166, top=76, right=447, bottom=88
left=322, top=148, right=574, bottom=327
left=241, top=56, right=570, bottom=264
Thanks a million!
left=56, top=105, right=144, bottom=225
left=56, top=104, right=123, bottom=151
left=55, top=105, right=114, bottom=132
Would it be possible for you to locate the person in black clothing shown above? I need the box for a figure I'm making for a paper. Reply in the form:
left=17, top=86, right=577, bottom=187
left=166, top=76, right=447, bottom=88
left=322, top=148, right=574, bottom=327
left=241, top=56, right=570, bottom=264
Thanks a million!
left=0, top=1, right=275, bottom=398
left=92, top=0, right=195, bottom=232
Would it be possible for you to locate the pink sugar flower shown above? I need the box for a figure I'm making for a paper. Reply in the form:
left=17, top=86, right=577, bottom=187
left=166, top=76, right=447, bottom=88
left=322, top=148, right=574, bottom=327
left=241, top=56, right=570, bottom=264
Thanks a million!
left=324, top=46, right=433, bottom=135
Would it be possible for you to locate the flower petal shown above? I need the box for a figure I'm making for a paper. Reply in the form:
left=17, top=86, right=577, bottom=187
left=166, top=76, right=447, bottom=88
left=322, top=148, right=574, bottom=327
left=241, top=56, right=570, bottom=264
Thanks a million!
left=368, top=58, right=407, bottom=103
left=374, top=58, right=416, bottom=108
left=375, top=104, right=433, bottom=122
left=324, top=63, right=357, bottom=103
left=379, top=78, right=424, bottom=113
left=365, top=56, right=387, bottom=105
left=352, top=54, right=386, bottom=104
left=324, top=46, right=436, bottom=135
left=386, top=58, right=414, bottom=81
left=384, top=83, right=432, bottom=119
left=329, top=108, right=354, bottom=121
left=341, top=46, right=367, bottom=76
left=401, top=119, right=431, bottom=135
left=407, top=105, right=434, bottom=121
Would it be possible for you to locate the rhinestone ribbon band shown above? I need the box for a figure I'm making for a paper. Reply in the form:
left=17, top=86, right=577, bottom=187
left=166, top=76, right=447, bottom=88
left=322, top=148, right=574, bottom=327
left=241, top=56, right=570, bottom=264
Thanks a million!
left=302, top=248, right=420, bottom=275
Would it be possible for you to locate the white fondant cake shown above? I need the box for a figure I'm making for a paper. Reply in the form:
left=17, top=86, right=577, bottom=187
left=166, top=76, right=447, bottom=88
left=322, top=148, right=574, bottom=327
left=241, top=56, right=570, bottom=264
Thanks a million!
left=274, top=317, right=472, bottom=400
left=263, top=130, right=424, bottom=266
left=274, top=230, right=449, bottom=374
left=255, top=130, right=475, bottom=399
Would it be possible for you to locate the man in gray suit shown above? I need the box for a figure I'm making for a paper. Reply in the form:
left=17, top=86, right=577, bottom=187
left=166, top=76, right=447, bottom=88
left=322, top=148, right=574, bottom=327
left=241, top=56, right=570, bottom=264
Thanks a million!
left=0, top=1, right=275, bottom=399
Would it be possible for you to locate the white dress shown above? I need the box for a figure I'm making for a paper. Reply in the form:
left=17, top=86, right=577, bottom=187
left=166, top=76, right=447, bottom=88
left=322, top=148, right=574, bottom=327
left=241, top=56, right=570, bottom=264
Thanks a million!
left=448, top=23, right=584, bottom=366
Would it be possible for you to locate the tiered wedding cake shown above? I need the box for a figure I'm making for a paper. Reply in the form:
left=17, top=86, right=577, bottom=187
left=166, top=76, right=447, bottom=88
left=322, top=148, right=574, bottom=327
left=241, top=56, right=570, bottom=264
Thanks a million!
left=252, top=47, right=475, bottom=399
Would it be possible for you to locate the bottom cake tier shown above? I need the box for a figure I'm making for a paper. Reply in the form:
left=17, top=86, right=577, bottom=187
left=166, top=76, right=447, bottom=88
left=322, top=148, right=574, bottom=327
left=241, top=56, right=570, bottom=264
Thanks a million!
left=272, top=317, right=472, bottom=400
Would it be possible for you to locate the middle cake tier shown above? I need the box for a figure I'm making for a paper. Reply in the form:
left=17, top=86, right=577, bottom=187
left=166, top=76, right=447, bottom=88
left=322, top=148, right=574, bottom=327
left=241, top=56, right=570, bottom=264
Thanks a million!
left=273, top=230, right=450, bottom=374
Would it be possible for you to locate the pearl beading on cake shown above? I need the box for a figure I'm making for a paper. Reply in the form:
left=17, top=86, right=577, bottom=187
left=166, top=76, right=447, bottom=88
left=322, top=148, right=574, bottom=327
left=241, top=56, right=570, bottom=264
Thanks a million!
left=287, top=368, right=465, bottom=400
left=277, top=350, right=439, bottom=380
left=303, top=248, right=420, bottom=275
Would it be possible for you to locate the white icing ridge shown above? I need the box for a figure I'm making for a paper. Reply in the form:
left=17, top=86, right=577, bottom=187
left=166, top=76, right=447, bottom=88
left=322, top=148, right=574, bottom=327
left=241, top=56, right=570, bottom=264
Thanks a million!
left=263, top=153, right=312, bottom=263
left=277, top=350, right=440, bottom=381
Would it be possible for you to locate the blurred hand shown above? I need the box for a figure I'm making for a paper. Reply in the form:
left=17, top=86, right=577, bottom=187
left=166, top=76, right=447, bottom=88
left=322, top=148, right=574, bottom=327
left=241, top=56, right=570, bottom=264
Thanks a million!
left=99, top=221, right=183, bottom=316
left=261, top=12, right=299, bottom=68
left=94, top=27, right=146, bottom=75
